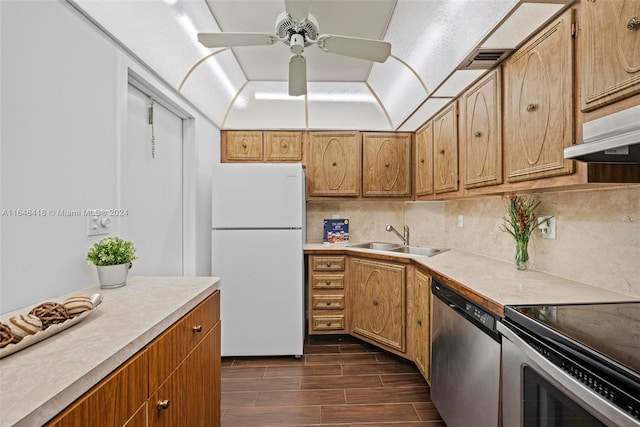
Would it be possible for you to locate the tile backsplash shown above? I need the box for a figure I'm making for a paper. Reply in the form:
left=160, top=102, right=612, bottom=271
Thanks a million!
left=307, top=185, right=640, bottom=298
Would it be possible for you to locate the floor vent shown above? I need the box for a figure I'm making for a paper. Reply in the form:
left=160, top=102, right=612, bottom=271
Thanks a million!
left=459, top=48, right=512, bottom=70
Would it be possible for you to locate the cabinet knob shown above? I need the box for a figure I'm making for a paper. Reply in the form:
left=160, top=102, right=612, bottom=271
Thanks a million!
left=628, top=16, right=640, bottom=30
left=157, top=399, right=170, bottom=410
left=420, top=158, right=425, bottom=164
left=282, top=143, right=288, bottom=149
left=417, top=319, right=422, bottom=326
left=326, top=301, right=331, bottom=306
left=384, top=163, right=390, bottom=168
left=439, top=149, right=445, bottom=155
left=526, top=103, right=537, bottom=112
left=242, top=142, right=247, bottom=148
left=326, top=321, right=332, bottom=326
left=474, top=131, right=482, bottom=138
left=372, top=299, right=379, bottom=306
left=325, top=280, right=331, bottom=286
left=326, top=262, right=332, bottom=267
left=332, top=162, right=337, bottom=167
left=192, top=325, right=203, bottom=333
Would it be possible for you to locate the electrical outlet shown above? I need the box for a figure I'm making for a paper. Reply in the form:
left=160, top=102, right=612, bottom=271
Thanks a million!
left=538, top=216, right=556, bottom=239
left=458, top=214, right=464, bottom=228
left=87, top=214, right=112, bottom=236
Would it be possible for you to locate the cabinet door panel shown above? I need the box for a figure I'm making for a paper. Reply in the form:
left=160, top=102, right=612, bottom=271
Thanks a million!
left=582, top=0, right=640, bottom=110
left=351, top=258, right=406, bottom=352
left=309, top=132, right=361, bottom=197
left=463, top=69, right=502, bottom=188
left=415, top=121, right=434, bottom=197
left=264, top=132, right=302, bottom=161
left=413, top=270, right=431, bottom=383
left=46, top=351, right=148, bottom=427
left=223, top=131, right=263, bottom=161
left=149, top=323, right=220, bottom=427
left=504, top=10, right=574, bottom=182
left=363, top=133, right=411, bottom=197
left=433, top=104, right=459, bottom=194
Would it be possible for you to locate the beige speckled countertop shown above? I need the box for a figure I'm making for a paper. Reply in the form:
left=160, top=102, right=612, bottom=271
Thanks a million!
left=0, top=276, right=220, bottom=427
left=305, top=243, right=639, bottom=312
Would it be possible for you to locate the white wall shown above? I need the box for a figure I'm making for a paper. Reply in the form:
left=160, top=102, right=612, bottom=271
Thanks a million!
left=0, top=1, right=218, bottom=312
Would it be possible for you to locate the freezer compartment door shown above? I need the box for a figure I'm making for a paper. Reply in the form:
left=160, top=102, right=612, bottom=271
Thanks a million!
left=212, top=163, right=304, bottom=229
left=212, top=228, right=304, bottom=356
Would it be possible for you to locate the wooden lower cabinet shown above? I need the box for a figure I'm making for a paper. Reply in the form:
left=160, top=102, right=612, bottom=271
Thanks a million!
left=412, top=269, right=431, bottom=383
left=350, top=257, right=406, bottom=354
left=46, top=351, right=149, bottom=427
left=308, top=255, right=347, bottom=335
left=46, top=291, right=221, bottom=427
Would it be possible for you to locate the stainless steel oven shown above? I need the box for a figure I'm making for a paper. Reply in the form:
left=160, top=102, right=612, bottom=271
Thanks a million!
left=499, top=303, right=640, bottom=427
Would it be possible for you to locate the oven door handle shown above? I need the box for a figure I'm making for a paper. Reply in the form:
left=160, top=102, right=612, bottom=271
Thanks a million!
left=497, top=321, right=639, bottom=427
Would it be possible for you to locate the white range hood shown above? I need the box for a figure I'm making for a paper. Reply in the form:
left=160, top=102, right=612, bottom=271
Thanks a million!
left=564, top=105, right=640, bottom=164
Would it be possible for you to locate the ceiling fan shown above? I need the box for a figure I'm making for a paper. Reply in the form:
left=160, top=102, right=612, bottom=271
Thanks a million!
left=197, top=0, right=392, bottom=96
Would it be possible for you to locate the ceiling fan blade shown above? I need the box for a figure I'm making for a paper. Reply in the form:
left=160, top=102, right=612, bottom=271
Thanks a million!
left=289, top=54, right=307, bottom=96
left=317, top=35, right=391, bottom=63
left=197, top=32, right=278, bottom=48
left=285, top=0, right=310, bottom=21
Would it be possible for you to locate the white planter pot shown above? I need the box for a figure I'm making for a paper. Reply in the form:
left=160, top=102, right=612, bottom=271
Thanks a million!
left=96, top=262, right=131, bottom=289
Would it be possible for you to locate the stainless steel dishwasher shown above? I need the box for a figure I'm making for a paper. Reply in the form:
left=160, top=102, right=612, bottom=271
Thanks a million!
left=430, top=278, right=501, bottom=427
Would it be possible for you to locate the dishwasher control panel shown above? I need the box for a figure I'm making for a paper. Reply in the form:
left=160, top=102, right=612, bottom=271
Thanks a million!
left=465, top=302, right=496, bottom=330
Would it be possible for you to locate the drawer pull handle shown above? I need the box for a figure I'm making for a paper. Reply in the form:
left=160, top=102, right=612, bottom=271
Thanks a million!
left=325, top=280, right=331, bottom=286
left=326, top=321, right=332, bottom=326
left=157, top=399, right=170, bottom=410
left=628, top=16, right=640, bottom=30
left=192, top=325, right=203, bottom=333
left=326, top=301, right=331, bottom=306
left=326, top=262, right=331, bottom=267
left=373, top=299, right=379, bottom=306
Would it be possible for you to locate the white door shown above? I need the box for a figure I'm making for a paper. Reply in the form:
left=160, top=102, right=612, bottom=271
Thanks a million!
left=123, top=84, right=183, bottom=275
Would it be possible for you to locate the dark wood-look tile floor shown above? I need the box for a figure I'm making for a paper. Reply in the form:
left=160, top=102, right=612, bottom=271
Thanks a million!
left=221, top=335, right=446, bottom=426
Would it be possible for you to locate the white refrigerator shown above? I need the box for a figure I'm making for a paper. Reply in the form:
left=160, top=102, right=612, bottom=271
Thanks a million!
left=211, top=163, right=305, bottom=357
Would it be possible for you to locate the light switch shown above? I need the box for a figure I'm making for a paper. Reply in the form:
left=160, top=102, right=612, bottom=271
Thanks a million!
left=87, top=214, right=111, bottom=236
left=458, top=214, right=464, bottom=228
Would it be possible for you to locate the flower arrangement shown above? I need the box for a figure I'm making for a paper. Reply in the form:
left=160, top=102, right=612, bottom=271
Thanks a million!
left=86, top=236, right=138, bottom=266
left=500, top=192, right=548, bottom=270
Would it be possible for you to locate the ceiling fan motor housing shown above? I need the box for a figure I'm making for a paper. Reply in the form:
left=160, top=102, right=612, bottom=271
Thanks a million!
left=276, top=11, right=319, bottom=46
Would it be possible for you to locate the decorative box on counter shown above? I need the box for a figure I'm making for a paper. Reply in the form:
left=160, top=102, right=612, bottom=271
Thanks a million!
left=323, top=218, right=349, bottom=245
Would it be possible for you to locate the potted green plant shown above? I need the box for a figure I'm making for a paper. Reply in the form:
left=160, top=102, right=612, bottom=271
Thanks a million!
left=86, top=236, right=138, bottom=288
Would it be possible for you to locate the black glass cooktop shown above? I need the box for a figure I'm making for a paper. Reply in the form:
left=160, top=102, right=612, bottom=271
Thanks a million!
left=506, top=302, right=640, bottom=378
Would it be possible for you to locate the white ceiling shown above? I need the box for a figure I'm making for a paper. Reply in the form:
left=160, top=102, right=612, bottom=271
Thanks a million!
left=72, top=0, right=573, bottom=131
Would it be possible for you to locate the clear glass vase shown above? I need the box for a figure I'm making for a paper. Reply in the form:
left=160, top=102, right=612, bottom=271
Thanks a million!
left=515, top=239, right=529, bottom=270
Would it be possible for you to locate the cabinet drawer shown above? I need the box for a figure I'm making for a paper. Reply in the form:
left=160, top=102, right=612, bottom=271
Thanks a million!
left=312, top=274, right=344, bottom=289
left=148, top=291, right=220, bottom=392
left=312, top=256, right=345, bottom=271
left=313, top=315, right=345, bottom=331
left=312, top=295, right=345, bottom=310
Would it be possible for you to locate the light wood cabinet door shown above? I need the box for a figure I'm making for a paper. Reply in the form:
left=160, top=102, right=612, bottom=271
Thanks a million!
left=463, top=69, right=503, bottom=189
left=46, top=351, right=148, bottom=427
left=362, top=132, right=411, bottom=197
left=581, top=0, right=640, bottom=111
left=351, top=258, right=406, bottom=353
left=308, top=132, right=361, bottom=197
left=504, top=10, right=574, bottom=182
left=433, top=103, right=459, bottom=193
left=149, top=323, right=221, bottom=427
left=412, top=270, right=431, bottom=383
left=414, top=121, right=434, bottom=197
left=264, top=131, right=302, bottom=161
left=222, top=131, right=263, bottom=162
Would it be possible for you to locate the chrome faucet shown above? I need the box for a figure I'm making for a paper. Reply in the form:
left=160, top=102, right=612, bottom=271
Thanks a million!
left=386, top=224, right=410, bottom=246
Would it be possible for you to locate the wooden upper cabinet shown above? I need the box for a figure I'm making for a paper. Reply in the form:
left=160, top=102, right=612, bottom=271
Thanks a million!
left=504, top=10, right=574, bottom=183
left=264, top=131, right=302, bottom=161
left=581, top=0, right=640, bottom=111
left=308, top=132, right=361, bottom=197
left=362, top=132, right=412, bottom=197
left=222, top=131, right=263, bottom=162
left=463, top=68, right=503, bottom=189
left=414, top=121, right=434, bottom=197
left=433, top=103, right=459, bottom=194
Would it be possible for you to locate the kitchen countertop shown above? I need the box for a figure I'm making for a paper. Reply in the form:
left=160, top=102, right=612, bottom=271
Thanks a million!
left=0, top=276, right=220, bottom=427
left=305, top=243, right=639, bottom=313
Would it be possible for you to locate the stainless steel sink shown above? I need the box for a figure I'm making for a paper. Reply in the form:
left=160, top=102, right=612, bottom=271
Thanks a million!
left=348, top=242, right=403, bottom=251
left=389, top=245, right=449, bottom=257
